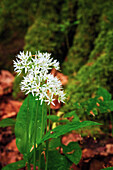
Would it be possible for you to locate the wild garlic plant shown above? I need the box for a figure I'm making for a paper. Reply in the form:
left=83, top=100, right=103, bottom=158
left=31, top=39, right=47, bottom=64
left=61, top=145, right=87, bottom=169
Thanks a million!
left=4, top=51, right=101, bottom=170
left=13, top=51, right=66, bottom=170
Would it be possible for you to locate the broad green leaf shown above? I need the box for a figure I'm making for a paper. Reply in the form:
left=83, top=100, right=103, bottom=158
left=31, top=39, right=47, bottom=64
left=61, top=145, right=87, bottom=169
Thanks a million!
left=37, top=121, right=101, bottom=145
left=49, top=137, right=61, bottom=149
left=62, top=142, right=82, bottom=165
left=44, top=150, right=72, bottom=170
left=2, top=160, right=26, bottom=170
left=0, top=118, right=16, bottom=127
left=101, top=167, right=113, bottom=170
left=15, top=94, right=47, bottom=156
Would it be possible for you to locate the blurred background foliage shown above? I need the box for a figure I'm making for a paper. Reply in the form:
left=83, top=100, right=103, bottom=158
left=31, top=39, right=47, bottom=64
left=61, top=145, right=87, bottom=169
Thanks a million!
left=1, top=0, right=113, bottom=133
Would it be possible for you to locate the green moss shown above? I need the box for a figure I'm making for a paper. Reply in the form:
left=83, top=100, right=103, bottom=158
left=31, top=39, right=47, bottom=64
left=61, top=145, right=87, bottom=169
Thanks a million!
left=0, top=0, right=39, bottom=37
left=24, top=0, right=65, bottom=62
left=61, top=1, right=113, bottom=121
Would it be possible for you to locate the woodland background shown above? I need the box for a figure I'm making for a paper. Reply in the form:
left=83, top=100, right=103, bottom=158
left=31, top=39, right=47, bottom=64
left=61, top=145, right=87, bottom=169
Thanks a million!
left=1, top=0, right=113, bottom=169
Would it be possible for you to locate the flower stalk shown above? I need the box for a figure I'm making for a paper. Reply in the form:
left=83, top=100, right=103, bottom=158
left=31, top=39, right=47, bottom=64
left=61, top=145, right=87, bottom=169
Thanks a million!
left=33, top=101, right=39, bottom=170
left=38, top=103, right=45, bottom=170
left=45, top=107, right=51, bottom=170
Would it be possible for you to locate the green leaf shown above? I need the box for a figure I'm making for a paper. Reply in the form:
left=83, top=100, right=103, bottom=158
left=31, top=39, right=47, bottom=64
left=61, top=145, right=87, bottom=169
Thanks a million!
left=73, top=20, right=80, bottom=25
left=108, top=101, right=113, bottom=111
left=38, top=121, right=101, bottom=145
left=49, top=137, right=61, bottom=149
left=2, top=160, right=26, bottom=170
left=46, top=150, right=72, bottom=170
left=101, top=167, right=113, bottom=170
left=28, top=148, right=45, bottom=167
left=15, top=94, right=47, bottom=156
left=62, top=142, right=82, bottom=165
left=0, top=118, right=16, bottom=127
left=28, top=148, right=70, bottom=170
left=96, top=88, right=112, bottom=101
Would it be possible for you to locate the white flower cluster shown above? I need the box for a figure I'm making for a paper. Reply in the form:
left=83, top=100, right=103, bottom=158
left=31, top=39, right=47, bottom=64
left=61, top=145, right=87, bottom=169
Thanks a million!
left=13, top=51, right=66, bottom=105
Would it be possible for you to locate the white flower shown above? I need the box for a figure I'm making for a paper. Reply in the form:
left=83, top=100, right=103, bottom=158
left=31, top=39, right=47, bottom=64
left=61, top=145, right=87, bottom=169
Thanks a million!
left=58, top=91, right=66, bottom=103
left=21, top=59, right=32, bottom=74
left=44, top=93, right=55, bottom=106
left=52, top=60, right=60, bottom=70
left=14, top=51, right=66, bottom=105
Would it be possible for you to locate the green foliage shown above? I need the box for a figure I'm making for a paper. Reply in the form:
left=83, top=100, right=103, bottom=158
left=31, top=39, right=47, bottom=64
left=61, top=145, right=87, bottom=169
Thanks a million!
left=62, top=1, right=113, bottom=123
left=38, top=121, right=101, bottom=145
left=24, top=0, right=79, bottom=63
left=101, top=168, right=113, bottom=170
left=49, top=138, right=82, bottom=165
left=15, top=94, right=47, bottom=156
left=49, top=137, right=61, bottom=149
left=3, top=91, right=101, bottom=169
left=24, top=0, right=65, bottom=62
left=81, top=88, right=113, bottom=116
left=2, top=160, right=26, bottom=170
left=62, top=88, right=113, bottom=122
left=0, top=0, right=40, bottom=72
left=62, top=0, right=103, bottom=75
left=59, top=20, right=79, bottom=33
left=62, top=142, right=82, bottom=165
left=0, top=0, right=39, bottom=38
left=47, top=150, right=72, bottom=170
left=0, top=118, right=16, bottom=128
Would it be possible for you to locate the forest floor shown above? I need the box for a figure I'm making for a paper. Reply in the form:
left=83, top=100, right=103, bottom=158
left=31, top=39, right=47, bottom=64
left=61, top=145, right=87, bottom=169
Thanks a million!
left=0, top=70, right=113, bottom=170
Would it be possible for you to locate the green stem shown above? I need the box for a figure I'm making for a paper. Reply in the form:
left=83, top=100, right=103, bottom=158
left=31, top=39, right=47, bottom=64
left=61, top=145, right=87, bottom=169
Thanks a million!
left=45, top=107, right=51, bottom=170
left=27, top=163, right=31, bottom=170
left=33, top=101, right=39, bottom=170
left=38, top=145, right=42, bottom=170
left=27, top=95, right=31, bottom=168
left=38, top=103, right=44, bottom=170
left=48, top=107, right=51, bottom=131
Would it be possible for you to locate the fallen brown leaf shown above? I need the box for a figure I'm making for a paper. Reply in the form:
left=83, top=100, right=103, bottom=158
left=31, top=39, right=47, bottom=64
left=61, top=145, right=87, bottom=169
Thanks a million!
left=62, top=133, right=83, bottom=146
left=0, top=70, right=14, bottom=96
left=0, top=100, right=22, bottom=119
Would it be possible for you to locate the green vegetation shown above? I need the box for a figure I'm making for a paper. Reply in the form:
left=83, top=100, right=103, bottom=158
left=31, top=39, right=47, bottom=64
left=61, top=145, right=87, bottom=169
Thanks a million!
left=61, top=1, right=113, bottom=119
left=1, top=0, right=113, bottom=132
